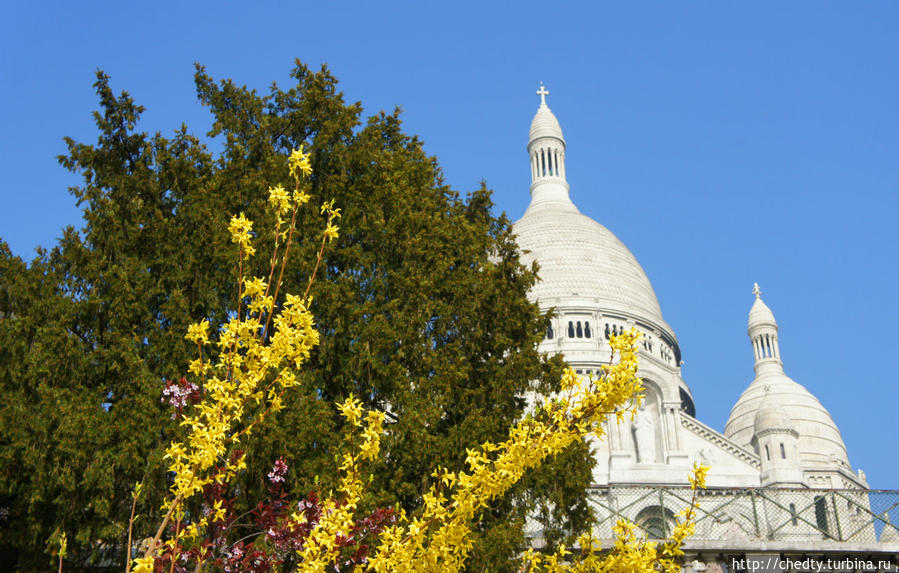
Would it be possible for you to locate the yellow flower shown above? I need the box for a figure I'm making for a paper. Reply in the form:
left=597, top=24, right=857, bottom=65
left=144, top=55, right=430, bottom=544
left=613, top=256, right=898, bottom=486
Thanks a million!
left=288, top=145, right=312, bottom=180
left=186, top=319, right=210, bottom=345
left=188, top=358, right=207, bottom=377
left=337, top=396, right=363, bottom=426
left=268, top=184, right=291, bottom=215
left=212, top=499, right=226, bottom=523
left=323, top=223, right=339, bottom=242
left=689, top=461, right=710, bottom=490
left=228, top=212, right=252, bottom=241
left=228, top=212, right=255, bottom=256
left=131, top=556, right=155, bottom=573
left=320, top=198, right=339, bottom=216
left=243, top=276, right=267, bottom=300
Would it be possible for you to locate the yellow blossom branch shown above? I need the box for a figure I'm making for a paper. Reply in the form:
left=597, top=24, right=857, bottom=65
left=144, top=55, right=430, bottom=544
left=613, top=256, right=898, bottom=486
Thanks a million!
left=137, top=147, right=332, bottom=572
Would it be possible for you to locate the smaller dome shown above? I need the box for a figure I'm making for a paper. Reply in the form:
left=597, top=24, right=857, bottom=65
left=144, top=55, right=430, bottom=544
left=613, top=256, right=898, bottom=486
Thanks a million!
left=749, top=298, right=777, bottom=328
left=529, top=105, right=565, bottom=144
left=725, top=374, right=851, bottom=469
left=748, top=284, right=777, bottom=329
left=753, top=401, right=795, bottom=434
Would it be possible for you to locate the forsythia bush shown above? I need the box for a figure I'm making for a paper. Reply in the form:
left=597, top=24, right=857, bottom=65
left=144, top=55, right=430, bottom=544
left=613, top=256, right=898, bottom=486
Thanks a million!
left=131, top=148, right=707, bottom=572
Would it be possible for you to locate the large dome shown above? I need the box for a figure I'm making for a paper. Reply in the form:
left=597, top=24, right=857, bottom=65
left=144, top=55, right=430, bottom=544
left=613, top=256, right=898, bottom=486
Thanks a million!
left=514, top=201, right=666, bottom=325
left=514, top=90, right=669, bottom=331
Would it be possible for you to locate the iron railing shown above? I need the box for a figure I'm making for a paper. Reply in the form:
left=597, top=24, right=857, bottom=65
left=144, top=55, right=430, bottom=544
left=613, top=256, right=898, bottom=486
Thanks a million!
left=527, top=487, right=899, bottom=548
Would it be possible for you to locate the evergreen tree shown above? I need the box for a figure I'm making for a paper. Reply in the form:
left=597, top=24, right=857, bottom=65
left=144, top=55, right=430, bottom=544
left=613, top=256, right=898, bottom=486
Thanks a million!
left=0, top=61, right=592, bottom=570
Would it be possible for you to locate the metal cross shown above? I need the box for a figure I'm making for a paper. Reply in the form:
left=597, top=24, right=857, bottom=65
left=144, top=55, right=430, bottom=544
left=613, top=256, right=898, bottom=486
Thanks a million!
left=537, top=84, right=549, bottom=106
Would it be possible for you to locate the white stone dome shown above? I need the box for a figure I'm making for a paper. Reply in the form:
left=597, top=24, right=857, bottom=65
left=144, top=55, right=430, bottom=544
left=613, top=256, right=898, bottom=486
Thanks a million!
left=753, top=401, right=795, bottom=434
left=729, top=288, right=852, bottom=471
left=748, top=296, right=777, bottom=328
left=529, top=104, right=565, bottom=143
left=725, top=373, right=851, bottom=469
left=515, top=87, right=670, bottom=332
left=514, top=200, right=666, bottom=325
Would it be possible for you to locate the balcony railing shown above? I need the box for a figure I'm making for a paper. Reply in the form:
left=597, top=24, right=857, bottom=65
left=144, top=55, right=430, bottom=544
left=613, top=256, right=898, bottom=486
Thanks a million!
left=528, top=486, right=899, bottom=550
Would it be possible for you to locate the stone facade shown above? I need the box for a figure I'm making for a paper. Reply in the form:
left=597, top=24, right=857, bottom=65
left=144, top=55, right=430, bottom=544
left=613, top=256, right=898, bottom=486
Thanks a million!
left=513, top=89, right=897, bottom=569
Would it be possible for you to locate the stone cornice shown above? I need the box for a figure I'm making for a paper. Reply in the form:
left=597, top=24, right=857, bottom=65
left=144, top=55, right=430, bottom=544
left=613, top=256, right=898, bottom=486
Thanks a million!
left=680, top=414, right=761, bottom=469
left=755, top=427, right=799, bottom=439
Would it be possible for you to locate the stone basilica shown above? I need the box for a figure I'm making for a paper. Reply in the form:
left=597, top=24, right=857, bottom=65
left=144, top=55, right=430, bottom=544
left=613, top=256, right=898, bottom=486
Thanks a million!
left=513, top=88, right=897, bottom=569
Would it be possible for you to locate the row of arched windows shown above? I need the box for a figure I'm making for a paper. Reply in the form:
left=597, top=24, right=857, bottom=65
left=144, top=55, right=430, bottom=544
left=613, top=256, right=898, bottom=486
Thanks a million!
left=575, top=368, right=601, bottom=376
left=604, top=323, right=627, bottom=340
left=660, top=345, right=672, bottom=363
left=568, top=320, right=592, bottom=338
left=547, top=321, right=661, bottom=350
left=530, top=146, right=564, bottom=180
left=545, top=321, right=592, bottom=340
left=545, top=321, right=675, bottom=365
left=754, top=332, right=779, bottom=360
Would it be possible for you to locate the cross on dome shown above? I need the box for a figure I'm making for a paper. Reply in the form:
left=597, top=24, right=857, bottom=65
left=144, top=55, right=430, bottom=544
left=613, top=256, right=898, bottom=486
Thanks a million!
left=537, top=84, right=549, bottom=106
left=752, top=282, right=762, bottom=299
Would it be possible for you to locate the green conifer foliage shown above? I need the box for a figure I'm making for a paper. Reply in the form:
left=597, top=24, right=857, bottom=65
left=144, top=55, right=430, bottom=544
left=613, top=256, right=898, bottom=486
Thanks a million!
left=0, top=61, right=592, bottom=570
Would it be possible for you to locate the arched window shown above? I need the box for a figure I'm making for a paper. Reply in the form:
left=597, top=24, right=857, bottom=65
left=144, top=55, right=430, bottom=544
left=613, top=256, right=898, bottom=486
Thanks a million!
left=765, top=445, right=770, bottom=461
left=576, top=321, right=583, bottom=338
left=584, top=322, right=592, bottom=338
left=780, top=443, right=786, bottom=459
left=814, top=496, right=830, bottom=535
left=546, top=324, right=554, bottom=340
left=567, top=321, right=574, bottom=338
left=604, top=324, right=611, bottom=340
left=790, top=503, right=798, bottom=526
left=635, top=506, right=676, bottom=539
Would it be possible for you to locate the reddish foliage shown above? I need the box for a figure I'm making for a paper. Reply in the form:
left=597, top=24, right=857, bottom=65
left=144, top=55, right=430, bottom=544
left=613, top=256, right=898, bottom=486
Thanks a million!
left=160, top=377, right=202, bottom=420
left=151, top=456, right=396, bottom=572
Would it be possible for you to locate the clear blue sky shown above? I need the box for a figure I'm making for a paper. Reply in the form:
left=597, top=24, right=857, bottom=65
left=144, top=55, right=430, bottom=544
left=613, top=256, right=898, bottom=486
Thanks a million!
left=2, top=2, right=897, bottom=488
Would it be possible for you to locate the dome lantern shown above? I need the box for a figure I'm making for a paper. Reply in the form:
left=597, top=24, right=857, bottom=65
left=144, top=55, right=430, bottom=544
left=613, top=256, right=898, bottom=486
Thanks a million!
left=748, top=283, right=783, bottom=376
left=527, top=84, right=571, bottom=207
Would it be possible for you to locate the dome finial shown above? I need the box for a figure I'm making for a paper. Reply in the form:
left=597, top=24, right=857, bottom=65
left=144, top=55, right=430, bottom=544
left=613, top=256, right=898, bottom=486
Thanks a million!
left=537, top=83, right=549, bottom=107
left=752, top=282, right=762, bottom=299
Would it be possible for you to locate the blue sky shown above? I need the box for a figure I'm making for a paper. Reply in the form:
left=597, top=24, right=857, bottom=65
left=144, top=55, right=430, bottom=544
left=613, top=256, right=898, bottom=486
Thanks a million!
left=2, top=2, right=897, bottom=488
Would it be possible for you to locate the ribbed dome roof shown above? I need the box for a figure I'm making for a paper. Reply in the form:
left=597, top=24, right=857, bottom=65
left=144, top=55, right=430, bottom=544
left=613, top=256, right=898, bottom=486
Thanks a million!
left=749, top=296, right=777, bottom=328
left=529, top=104, right=565, bottom=143
left=514, top=200, right=666, bottom=325
left=753, top=401, right=795, bottom=434
left=725, top=374, right=850, bottom=469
